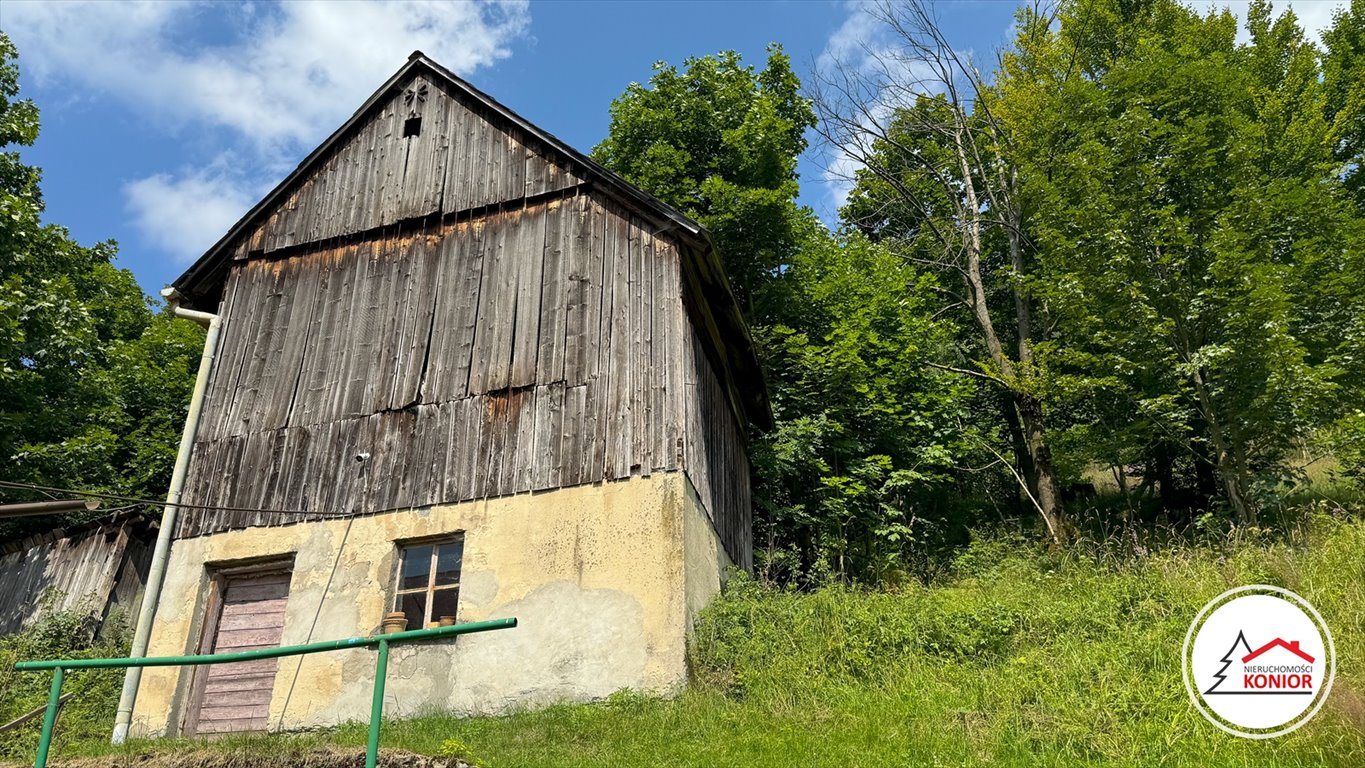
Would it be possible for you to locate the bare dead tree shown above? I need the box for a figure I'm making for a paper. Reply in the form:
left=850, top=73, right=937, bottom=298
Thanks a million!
left=810, top=0, right=1067, bottom=544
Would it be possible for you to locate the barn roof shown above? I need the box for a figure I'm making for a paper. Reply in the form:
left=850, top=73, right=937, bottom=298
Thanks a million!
left=170, top=52, right=770, bottom=430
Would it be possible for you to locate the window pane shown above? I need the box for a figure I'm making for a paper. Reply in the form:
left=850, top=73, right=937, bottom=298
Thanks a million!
left=400, top=544, right=433, bottom=590
left=398, top=591, right=427, bottom=629
left=434, top=540, right=463, bottom=586
left=431, top=587, right=459, bottom=623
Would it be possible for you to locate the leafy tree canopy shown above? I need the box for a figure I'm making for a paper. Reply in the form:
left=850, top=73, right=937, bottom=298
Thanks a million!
left=0, top=33, right=201, bottom=538
left=592, top=45, right=816, bottom=319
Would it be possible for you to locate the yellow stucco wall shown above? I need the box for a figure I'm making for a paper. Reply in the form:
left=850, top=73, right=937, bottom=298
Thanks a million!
left=128, top=472, right=729, bottom=737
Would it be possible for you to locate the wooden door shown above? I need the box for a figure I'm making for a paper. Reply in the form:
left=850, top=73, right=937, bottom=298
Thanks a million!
left=189, top=570, right=291, bottom=734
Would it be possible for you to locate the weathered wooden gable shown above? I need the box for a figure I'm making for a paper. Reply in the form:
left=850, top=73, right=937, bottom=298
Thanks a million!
left=227, top=73, right=584, bottom=260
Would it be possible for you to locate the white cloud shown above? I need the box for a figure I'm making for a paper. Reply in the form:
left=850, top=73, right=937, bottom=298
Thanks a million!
left=125, top=162, right=262, bottom=264
left=815, top=1, right=958, bottom=212
left=6, top=0, right=531, bottom=266
left=6, top=0, right=530, bottom=150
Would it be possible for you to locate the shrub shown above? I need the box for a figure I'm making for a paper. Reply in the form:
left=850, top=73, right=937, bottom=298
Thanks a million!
left=0, top=600, right=131, bottom=760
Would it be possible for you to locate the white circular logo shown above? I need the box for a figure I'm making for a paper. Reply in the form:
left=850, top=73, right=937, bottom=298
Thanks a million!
left=1183, top=585, right=1335, bottom=738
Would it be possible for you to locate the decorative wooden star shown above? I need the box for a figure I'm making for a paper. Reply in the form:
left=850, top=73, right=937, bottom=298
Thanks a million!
left=403, top=83, right=428, bottom=117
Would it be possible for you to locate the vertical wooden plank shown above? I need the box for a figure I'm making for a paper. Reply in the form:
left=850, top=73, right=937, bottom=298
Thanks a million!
left=249, top=264, right=297, bottom=430
left=503, top=131, right=527, bottom=203
left=536, top=197, right=568, bottom=384
left=489, top=391, right=514, bottom=497
left=226, top=265, right=288, bottom=436
left=558, top=384, right=587, bottom=489
left=510, top=203, right=547, bottom=387
left=468, top=210, right=514, bottom=393
left=532, top=382, right=566, bottom=490
left=480, top=110, right=502, bottom=208
left=270, top=261, right=324, bottom=429
left=388, top=408, right=423, bottom=509
left=342, top=115, right=375, bottom=234
left=586, top=198, right=612, bottom=480
left=396, top=228, right=443, bottom=407
left=683, top=330, right=706, bottom=517
left=648, top=234, right=667, bottom=471
left=301, top=156, right=329, bottom=245
left=472, top=395, right=500, bottom=499
left=417, top=403, right=450, bottom=506
left=332, top=120, right=364, bottom=236
left=451, top=219, right=486, bottom=398
left=366, top=240, right=401, bottom=416
left=421, top=225, right=455, bottom=403
left=461, top=395, right=486, bottom=501
left=371, top=99, right=396, bottom=226
left=661, top=242, right=684, bottom=470
left=510, top=386, right=537, bottom=493
left=375, top=95, right=405, bottom=226
left=382, top=231, right=431, bottom=409
left=340, top=241, right=382, bottom=418
left=441, top=398, right=466, bottom=501
left=561, top=193, right=593, bottom=386
left=633, top=218, right=652, bottom=476
left=277, top=425, right=312, bottom=519
left=199, top=265, right=250, bottom=441
left=293, top=246, right=346, bottom=426
left=525, top=143, right=549, bottom=198
left=432, top=91, right=457, bottom=210
left=606, top=205, right=633, bottom=480
left=445, top=96, right=478, bottom=213
left=212, top=263, right=263, bottom=438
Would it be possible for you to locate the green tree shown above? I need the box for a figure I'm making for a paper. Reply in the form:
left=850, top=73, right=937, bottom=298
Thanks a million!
left=1324, top=0, right=1365, bottom=211
left=591, top=46, right=814, bottom=321
left=819, top=1, right=1071, bottom=543
left=1000, top=0, right=1365, bottom=520
left=753, top=225, right=987, bottom=582
left=595, top=48, right=984, bottom=581
left=0, top=33, right=201, bottom=535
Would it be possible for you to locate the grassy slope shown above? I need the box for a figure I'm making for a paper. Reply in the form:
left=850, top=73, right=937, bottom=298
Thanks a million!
left=16, top=510, right=1365, bottom=768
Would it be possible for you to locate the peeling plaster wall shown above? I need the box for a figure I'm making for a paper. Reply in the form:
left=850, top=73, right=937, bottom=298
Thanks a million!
left=683, top=477, right=733, bottom=635
left=129, top=472, right=728, bottom=737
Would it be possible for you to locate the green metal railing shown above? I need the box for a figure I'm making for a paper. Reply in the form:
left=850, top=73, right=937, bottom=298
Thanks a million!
left=12, top=617, right=518, bottom=768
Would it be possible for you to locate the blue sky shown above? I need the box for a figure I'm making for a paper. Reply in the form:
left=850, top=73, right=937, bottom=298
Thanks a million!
left=4, top=0, right=1346, bottom=296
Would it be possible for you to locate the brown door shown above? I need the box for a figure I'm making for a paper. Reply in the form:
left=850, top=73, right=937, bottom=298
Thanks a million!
left=190, top=570, right=291, bottom=734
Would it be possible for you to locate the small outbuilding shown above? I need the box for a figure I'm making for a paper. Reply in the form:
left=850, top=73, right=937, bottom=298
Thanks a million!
left=0, top=511, right=155, bottom=637
left=128, top=52, right=766, bottom=737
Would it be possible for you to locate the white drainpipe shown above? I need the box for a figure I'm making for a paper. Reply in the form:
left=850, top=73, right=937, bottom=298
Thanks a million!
left=112, top=288, right=222, bottom=744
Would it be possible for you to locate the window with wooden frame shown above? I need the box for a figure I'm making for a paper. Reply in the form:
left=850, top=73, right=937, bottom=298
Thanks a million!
left=392, top=535, right=463, bottom=629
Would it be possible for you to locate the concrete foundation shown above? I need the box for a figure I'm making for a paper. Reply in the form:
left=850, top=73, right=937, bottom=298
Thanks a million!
left=129, top=472, right=729, bottom=737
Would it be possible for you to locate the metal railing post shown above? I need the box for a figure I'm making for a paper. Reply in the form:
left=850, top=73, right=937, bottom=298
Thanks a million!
left=366, top=638, right=390, bottom=768
left=34, top=667, right=64, bottom=768
left=12, top=617, right=516, bottom=766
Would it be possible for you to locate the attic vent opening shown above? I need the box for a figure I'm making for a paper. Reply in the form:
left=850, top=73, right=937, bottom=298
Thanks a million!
left=403, top=116, right=422, bottom=138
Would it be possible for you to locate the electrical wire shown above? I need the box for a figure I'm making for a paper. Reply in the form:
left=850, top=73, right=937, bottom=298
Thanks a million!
left=0, top=480, right=349, bottom=518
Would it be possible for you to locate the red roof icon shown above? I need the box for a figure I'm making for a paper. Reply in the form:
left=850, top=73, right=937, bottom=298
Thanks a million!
left=1242, top=638, right=1315, bottom=664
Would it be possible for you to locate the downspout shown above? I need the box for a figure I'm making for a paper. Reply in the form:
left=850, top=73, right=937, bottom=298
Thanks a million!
left=111, top=287, right=221, bottom=744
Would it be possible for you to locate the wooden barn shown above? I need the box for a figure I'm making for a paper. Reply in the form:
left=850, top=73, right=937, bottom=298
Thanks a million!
left=0, top=511, right=155, bottom=637
left=127, top=52, right=767, bottom=738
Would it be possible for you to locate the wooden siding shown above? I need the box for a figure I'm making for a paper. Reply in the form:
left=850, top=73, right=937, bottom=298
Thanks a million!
left=684, top=334, right=753, bottom=571
left=0, top=515, right=153, bottom=636
left=229, top=74, right=582, bottom=260
left=175, top=191, right=713, bottom=539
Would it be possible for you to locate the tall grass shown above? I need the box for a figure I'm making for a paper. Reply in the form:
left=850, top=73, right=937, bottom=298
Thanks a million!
left=0, top=604, right=130, bottom=762
left=17, top=508, right=1365, bottom=767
